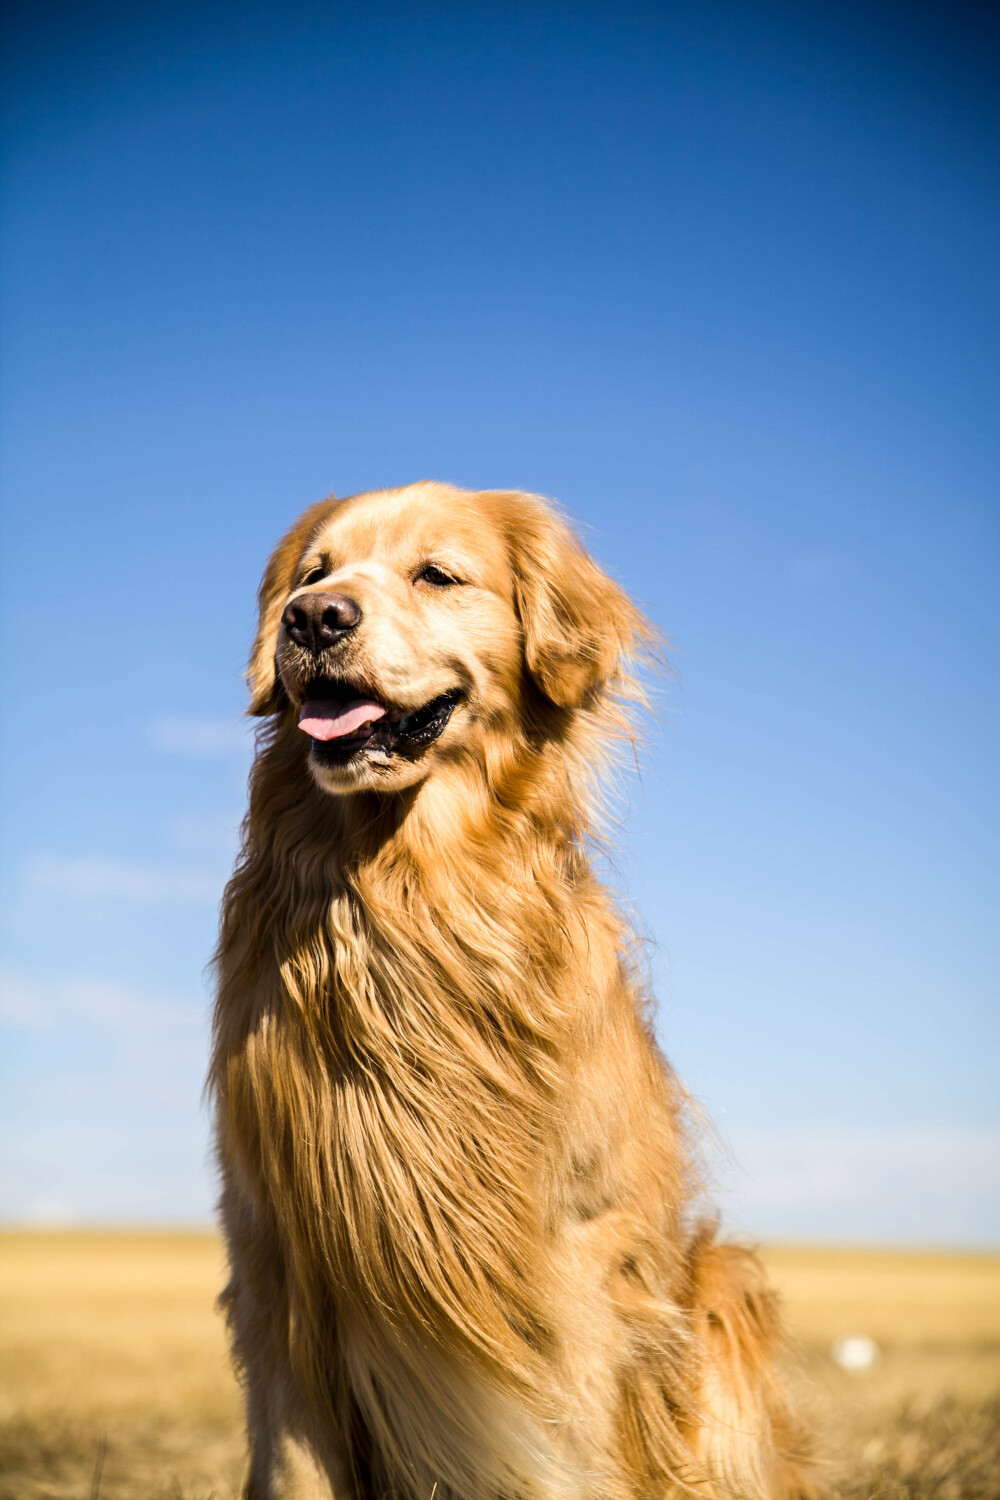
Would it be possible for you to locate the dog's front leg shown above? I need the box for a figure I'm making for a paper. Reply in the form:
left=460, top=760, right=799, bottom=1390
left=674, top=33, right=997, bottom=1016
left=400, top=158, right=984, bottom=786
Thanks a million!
left=240, top=1367, right=351, bottom=1500
left=220, top=1181, right=354, bottom=1500
left=238, top=1365, right=348, bottom=1500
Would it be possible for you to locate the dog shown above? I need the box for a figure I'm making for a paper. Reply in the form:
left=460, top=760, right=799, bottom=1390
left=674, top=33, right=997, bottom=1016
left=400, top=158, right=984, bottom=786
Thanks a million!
left=210, top=482, right=820, bottom=1499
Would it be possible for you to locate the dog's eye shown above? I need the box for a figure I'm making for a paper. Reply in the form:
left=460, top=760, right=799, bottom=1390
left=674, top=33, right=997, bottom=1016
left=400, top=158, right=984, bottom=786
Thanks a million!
left=301, top=566, right=327, bottom=587
left=415, top=564, right=459, bottom=588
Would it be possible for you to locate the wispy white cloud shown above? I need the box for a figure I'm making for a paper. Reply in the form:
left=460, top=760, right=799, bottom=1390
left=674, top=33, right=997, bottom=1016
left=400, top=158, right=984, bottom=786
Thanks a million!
left=0, top=970, right=203, bottom=1031
left=0, top=971, right=213, bottom=1223
left=717, top=1125, right=1000, bottom=1243
left=169, top=813, right=243, bottom=859
left=148, top=715, right=252, bottom=755
left=19, top=1198, right=76, bottom=1226
left=25, top=854, right=222, bottom=904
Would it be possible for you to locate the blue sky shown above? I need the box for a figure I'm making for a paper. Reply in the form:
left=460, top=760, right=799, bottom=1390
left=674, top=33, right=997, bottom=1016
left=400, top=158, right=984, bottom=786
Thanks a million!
left=1, top=0, right=997, bottom=1239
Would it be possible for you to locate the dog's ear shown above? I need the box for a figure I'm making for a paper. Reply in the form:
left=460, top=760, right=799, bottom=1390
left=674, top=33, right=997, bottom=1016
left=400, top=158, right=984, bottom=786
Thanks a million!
left=501, top=494, right=649, bottom=709
left=247, top=496, right=340, bottom=716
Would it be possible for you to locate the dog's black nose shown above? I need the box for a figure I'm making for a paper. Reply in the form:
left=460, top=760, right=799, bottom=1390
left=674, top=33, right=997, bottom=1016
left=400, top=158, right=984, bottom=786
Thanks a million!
left=281, top=591, right=362, bottom=652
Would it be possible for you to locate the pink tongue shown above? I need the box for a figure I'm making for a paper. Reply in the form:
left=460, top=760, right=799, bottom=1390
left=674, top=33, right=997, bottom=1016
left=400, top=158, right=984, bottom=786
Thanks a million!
left=298, top=699, right=387, bottom=741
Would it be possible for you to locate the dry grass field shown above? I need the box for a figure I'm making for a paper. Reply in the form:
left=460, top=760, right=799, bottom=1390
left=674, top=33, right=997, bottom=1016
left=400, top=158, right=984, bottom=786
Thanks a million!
left=0, top=1231, right=997, bottom=1499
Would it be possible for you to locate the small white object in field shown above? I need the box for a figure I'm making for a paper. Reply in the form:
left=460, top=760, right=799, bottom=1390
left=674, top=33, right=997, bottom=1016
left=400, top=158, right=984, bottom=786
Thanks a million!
left=830, top=1334, right=880, bottom=1371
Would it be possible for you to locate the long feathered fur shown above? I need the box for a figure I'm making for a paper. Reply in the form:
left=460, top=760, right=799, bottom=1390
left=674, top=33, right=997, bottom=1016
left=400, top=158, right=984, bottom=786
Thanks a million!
left=210, top=482, right=822, bottom=1500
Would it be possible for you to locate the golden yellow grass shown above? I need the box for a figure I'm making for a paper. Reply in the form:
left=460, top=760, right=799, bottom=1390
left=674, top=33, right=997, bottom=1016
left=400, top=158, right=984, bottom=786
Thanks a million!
left=1, top=1231, right=997, bottom=1499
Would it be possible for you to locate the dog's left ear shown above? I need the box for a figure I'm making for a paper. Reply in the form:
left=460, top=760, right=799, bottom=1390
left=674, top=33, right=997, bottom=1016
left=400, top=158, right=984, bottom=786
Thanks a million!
left=501, top=493, right=649, bottom=709
left=247, top=495, right=340, bottom=716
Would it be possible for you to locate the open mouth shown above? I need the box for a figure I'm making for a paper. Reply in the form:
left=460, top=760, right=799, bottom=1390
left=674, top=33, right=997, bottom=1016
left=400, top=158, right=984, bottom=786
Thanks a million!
left=298, top=678, right=463, bottom=765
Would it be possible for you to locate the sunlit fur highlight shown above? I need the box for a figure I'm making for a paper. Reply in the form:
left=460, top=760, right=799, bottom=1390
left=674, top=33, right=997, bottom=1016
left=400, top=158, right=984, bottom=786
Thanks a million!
left=210, top=483, right=822, bottom=1499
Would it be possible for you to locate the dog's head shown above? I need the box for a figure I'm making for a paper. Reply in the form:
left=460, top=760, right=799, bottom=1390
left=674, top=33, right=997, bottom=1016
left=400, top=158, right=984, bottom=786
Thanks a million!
left=248, top=482, right=647, bottom=796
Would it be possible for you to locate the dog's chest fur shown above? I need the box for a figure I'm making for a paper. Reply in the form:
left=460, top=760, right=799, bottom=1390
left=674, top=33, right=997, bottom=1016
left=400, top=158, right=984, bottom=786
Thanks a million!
left=224, top=834, right=594, bottom=1349
left=218, top=834, right=609, bottom=1495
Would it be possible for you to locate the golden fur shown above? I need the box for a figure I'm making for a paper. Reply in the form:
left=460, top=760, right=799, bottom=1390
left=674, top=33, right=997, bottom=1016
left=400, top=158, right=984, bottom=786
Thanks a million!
left=210, top=482, right=821, bottom=1499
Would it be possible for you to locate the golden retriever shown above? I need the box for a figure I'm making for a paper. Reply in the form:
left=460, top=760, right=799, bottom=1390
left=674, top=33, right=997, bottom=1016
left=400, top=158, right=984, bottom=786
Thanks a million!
left=210, top=482, right=820, bottom=1499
